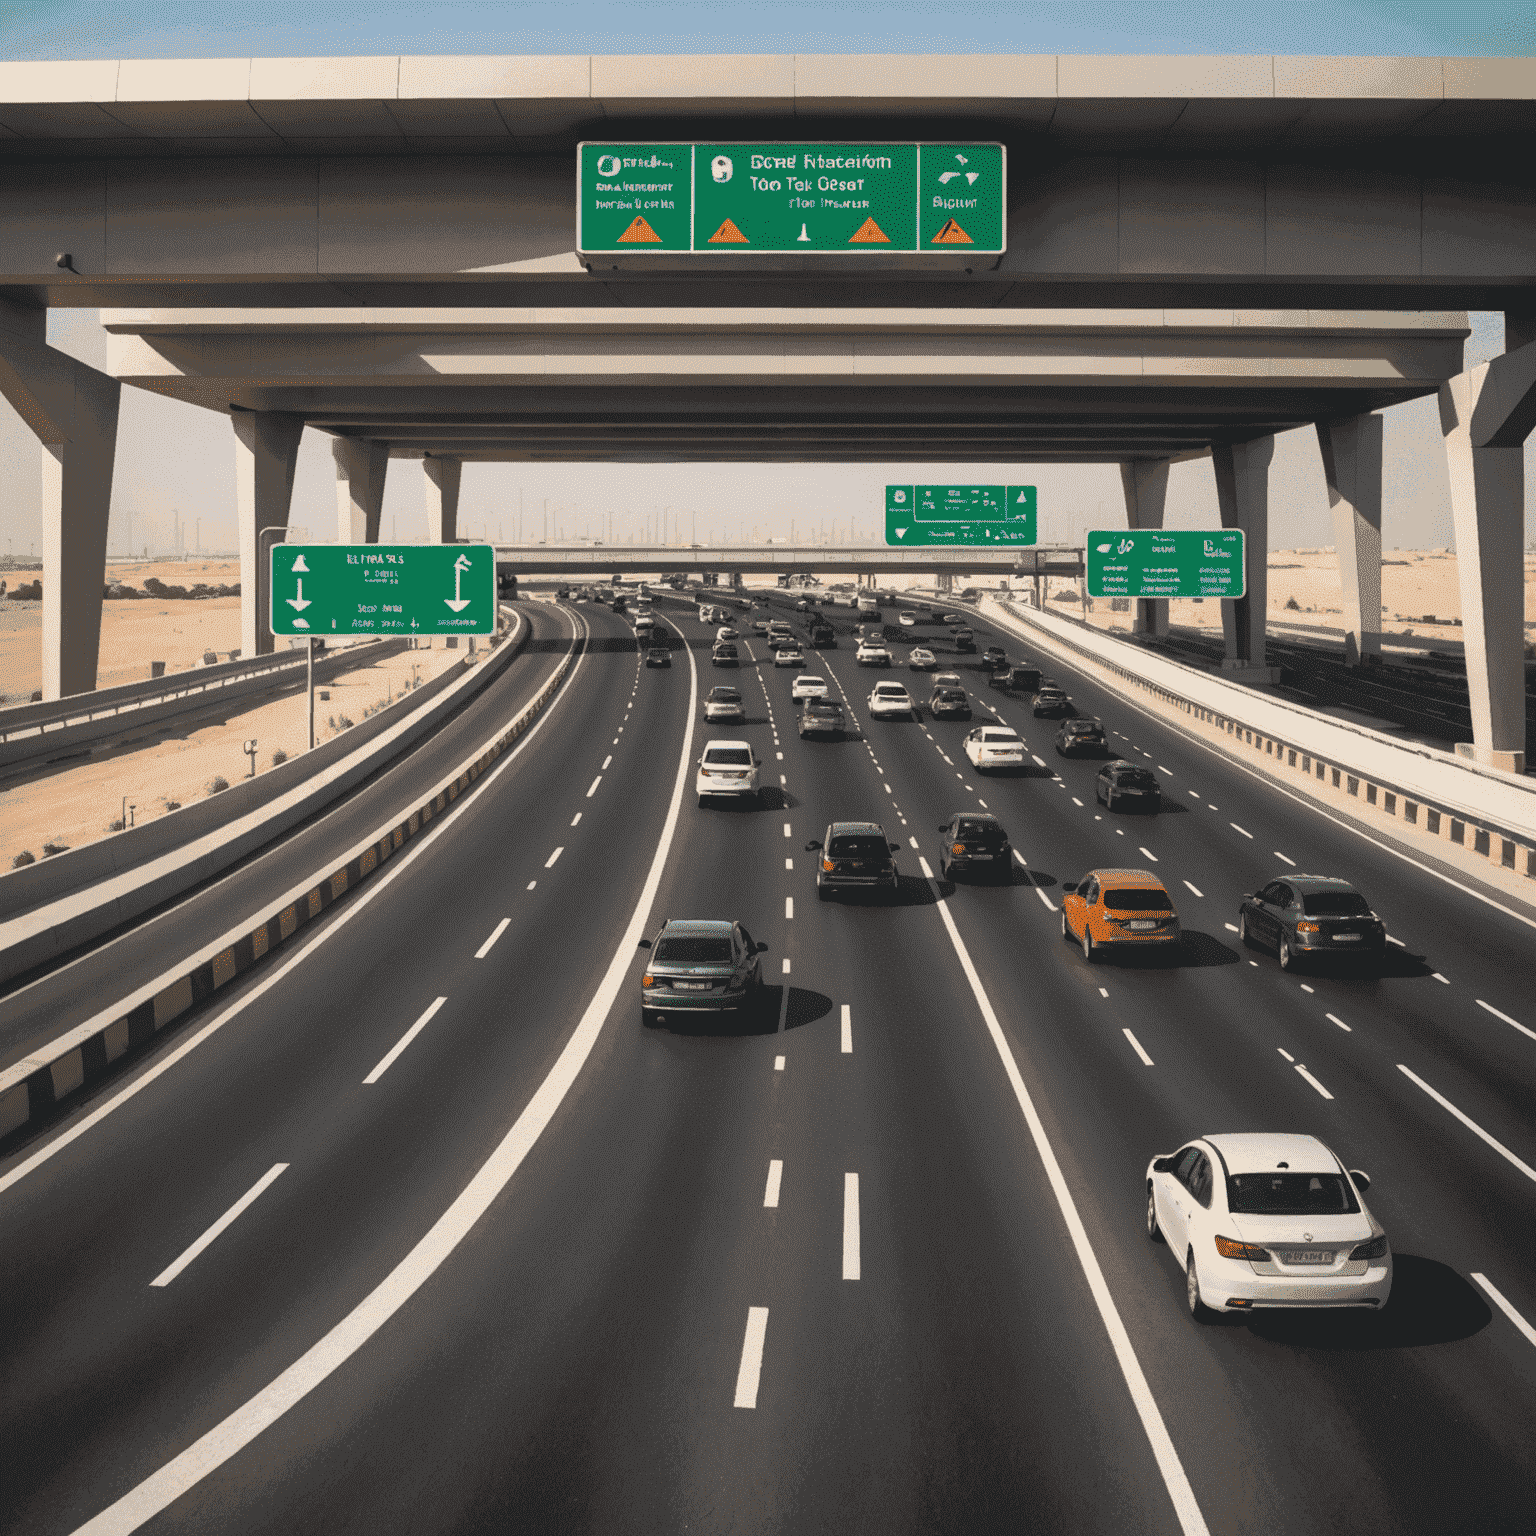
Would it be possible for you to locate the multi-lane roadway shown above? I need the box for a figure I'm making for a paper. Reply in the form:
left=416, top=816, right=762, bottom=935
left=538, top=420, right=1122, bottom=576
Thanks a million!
left=3, top=589, right=1533, bottom=1535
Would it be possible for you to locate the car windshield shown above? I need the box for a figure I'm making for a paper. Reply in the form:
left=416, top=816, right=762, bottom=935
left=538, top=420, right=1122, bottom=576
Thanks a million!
left=1303, top=892, right=1373, bottom=916
left=1102, top=888, right=1171, bottom=911
left=654, top=935, right=734, bottom=965
left=704, top=748, right=752, bottom=765
left=982, top=731, right=1019, bottom=743
left=1227, top=1172, right=1360, bottom=1216
left=828, top=835, right=889, bottom=858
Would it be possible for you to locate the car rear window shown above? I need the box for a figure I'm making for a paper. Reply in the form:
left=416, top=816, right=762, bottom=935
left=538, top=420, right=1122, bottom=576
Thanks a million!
left=800, top=676, right=825, bottom=685
left=934, top=689, right=966, bottom=702
left=1302, top=892, right=1372, bottom=916
left=982, top=731, right=1019, bottom=743
left=654, top=936, right=734, bottom=964
left=1227, top=1172, right=1359, bottom=1216
left=704, top=748, right=752, bottom=765
left=829, top=835, right=889, bottom=858
left=709, top=688, right=740, bottom=700
left=956, top=820, right=1001, bottom=838
left=1116, top=769, right=1158, bottom=787
left=874, top=685, right=906, bottom=695
left=714, top=643, right=738, bottom=654
left=1101, top=888, right=1171, bottom=911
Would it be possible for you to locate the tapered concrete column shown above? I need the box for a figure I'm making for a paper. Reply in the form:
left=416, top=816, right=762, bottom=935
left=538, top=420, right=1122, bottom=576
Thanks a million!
left=233, top=410, right=304, bottom=658
left=0, top=302, right=122, bottom=700
left=1119, top=460, right=1171, bottom=635
left=333, top=437, right=389, bottom=544
left=1316, top=413, right=1384, bottom=666
left=1211, top=437, right=1275, bottom=675
left=1438, top=339, right=1536, bottom=773
left=423, top=457, right=462, bottom=544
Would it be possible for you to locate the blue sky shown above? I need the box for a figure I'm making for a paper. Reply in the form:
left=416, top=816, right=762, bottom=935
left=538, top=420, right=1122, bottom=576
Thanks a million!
left=5, top=0, right=1534, bottom=61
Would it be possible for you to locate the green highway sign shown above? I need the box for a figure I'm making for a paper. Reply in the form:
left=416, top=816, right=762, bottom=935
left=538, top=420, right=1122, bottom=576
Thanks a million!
left=269, top=544, right=496, bottom=638
left=885, top=484, right=1037, bottom=547
left=1085, top=529, right=1247, bottom=599
left=578, top=142, right=1005, bottom=255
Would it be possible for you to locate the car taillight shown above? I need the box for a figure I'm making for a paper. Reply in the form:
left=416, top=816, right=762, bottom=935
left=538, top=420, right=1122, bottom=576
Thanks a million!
left=1296, top=921, right=1320, bottom=934
left=641, top=974, right=655, bottom=988
left=1214, top=1235, right=1269, bottom=1262
left=823, top=859, right=835, bottom=872
left=952, top=843, right=966, bottom=854
left=1350, top=1234, right=1388, bottom=1261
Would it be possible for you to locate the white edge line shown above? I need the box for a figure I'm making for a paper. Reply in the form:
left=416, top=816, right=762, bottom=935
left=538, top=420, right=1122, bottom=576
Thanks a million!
left=363, top=995, right=448, bottom=1085
left=1397, top=1064, right=1536, bottom=1185
left=1476, top=999, right=1536, bottom=1042
left=148, top=1163, right=289, bottom=1288
left=1470, top=1273, right=1536, bottom=1351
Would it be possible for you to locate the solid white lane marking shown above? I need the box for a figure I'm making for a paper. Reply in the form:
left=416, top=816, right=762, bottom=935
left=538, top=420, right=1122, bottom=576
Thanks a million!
left=1230, top=823, right=1253, bottom=839
left=365, top=995, right=450, bottom=1083
left=1432, top=972, right=1450, bottom=985
left=1277, top=1047, right=1295, bottom=1062
left=601, top=755, right=612, bottom=770
left=734, top=1308, right=770, bottom=1408
left=1139, top=846, right=1158, bottom=862
left=1123, top=1029, right=1155, bottom=1067
left=586, top=776, right=602, bottom=797
left=544, top=847, right=563, bottom=868
left=570, top=812, right=582, bottom=827
left=843, top=1172, right=861, bottom=1280
left=1273, top=851, right=1295, bottom=866
left=781, top=958, right=791, bottom=974
left=1295, top=1064, right=1334, bottom=1100
left=764, top=1160, right=783, bottom=1209
left=1183, top=881, right=1204, bottom=898
left=774, top=1056, right=785, bottom=1071
left=841, top=1004, right=852, bottom=1054
left=1326, top=1013, right=1352, bottom=1032
left=783, top=822, right=792, bottom=837
left=1472, top=1273, right=1536, bottom=1351
left=1397, top=1065, right=1536, bottom=1185
left=785, top=897, right=794, bottom=920
left=150, top=1164, right=289, bottom=1288
left=1477, top=999, right=1536, bottom=1042
left=474, top=919, right=511, bottom=960
left=924, top=868, right=1211, bottom=1536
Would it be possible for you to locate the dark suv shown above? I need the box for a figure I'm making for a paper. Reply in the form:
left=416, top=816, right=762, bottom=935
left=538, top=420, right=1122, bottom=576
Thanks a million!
left=806, top=822, right=901, bottom=900
left=799, top=699, right=847, bottom=738
left=937, top=813, right=1012, bottom=882
left=1056, top=716, right=1106, bottom=756
left=1096, top=761, right=1161, bottom=812
left=640, top=919, right=767, bottom=1025
left=1238, top=876, right=1386, bottom=971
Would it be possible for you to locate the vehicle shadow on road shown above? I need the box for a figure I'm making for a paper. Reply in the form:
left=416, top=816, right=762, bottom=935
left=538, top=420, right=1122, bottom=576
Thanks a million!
left=1241, top=1256, right=1490, bottom=1349
left=662, top=987, right=834, bottom=1037
left=582, top=636, right=640, bottom=654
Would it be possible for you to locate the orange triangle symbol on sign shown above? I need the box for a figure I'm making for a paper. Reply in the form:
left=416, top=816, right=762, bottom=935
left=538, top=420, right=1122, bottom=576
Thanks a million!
left=708, top=218, right=750, bottom=244
left=617, top=216, right=663, bottom=244
left=848, top=216, right=891, bottom=244
left=931, top=218, right=974, bottom=245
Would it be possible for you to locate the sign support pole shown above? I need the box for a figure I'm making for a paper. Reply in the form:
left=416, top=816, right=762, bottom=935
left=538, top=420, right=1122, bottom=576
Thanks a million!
left=307, top=637, right=315, bottom=751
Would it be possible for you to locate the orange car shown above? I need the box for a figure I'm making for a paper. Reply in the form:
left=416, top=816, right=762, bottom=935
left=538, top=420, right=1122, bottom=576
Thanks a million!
left=1061, top=868, right=1182, bottom=960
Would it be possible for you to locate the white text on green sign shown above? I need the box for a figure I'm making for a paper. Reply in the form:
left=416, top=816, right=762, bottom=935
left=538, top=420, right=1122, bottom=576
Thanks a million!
left=885, top=485, right=1037, bottom=546
left=1085, top=529, right=1247, bottom=600
left=269, top=545, right=496, bottom=637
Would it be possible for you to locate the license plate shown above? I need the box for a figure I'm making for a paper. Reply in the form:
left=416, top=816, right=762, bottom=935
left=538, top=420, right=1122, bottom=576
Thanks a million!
left=970, top=854, right=993, bottom=861
left=1128, top=920, right=1158, bottom=931
left=1332, top=934, right=1361, bottom=943
left=1281, top=1250, right=1333, bottom=1264
left=672, top=981, right=710, bottom=991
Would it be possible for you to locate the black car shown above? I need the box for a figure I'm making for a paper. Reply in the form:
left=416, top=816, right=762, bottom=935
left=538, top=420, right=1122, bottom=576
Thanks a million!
left=995, top=665, right=1042, bottom=694
left=1096, top=761, right=1161, bottom=812
left=1032, top=687, right=1074, bottom=719
left=640, top=918, right=766, bottom=1026
left=806, top=821, right=901, bottom=900
left=937, top=812, right=1012, bottom=882
left=953, top=627, right=977, bottom=652
left=1239, top=876, right=1387, bottom=971
left=929, top=685, right=971, bottom=720
left=610, top=595, right=627, bottom=614
left=808, top=622, right=836, bottom=648
left=982, top=645, right=1008, bottom=668
left=1056, top=716, right=1107, bottom=755
left=798, top=699, right=847, bottom=738
left=712, top=642, right=740, bottom=667
left=645, top=646, right=671, bottom=668
left=556, top=587, right=571, bottom=600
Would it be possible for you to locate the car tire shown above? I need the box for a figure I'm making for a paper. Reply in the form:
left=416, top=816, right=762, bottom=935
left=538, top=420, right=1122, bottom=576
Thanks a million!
left=1147, top=1186, right=1164, bottom=1243
left=641, top=1008, right=658, bottom=1029
left=817, top=883, right=831, bottom=902
left=1061, top=910, right=1073, bottom=943
left=1082, top=924, right=1096, bottom=963
left=1106, top=793, right=1117, bottom=812
left=697, top=795, right=707, bottom=808
left=1279, top=935, right=1295, bottom=971
left=1186, top=1251, right=1213, bottom=1322
left=1239, top=911, right=1255, bottom=949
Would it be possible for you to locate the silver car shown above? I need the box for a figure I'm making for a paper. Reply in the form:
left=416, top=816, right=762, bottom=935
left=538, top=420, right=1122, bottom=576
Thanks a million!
left=641, top=918, right=766, bottom=1025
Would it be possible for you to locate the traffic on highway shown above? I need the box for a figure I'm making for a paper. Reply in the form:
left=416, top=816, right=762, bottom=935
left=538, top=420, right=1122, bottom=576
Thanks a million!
left=3, top=581, right=1534, bottom=1536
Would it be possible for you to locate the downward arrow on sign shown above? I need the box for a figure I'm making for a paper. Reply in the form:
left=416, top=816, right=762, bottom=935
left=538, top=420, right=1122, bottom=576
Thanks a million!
left=445, top=552, right=473, bottom=613
left=894, top=528, right=908, bottom=539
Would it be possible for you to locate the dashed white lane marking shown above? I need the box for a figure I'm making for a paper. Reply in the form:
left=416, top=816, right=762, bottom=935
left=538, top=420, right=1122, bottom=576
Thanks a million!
left=785, top=857, right=793, bottom=870
left=475, top=919, right=511, bottom=960
left=1295, top=1064, right=1334, bottom=1100
left=1432, top=972, right=1450, bottom=985
left=783, top=822, right=792, bottom=837
left=1224, top=922, right=1239, bottom=933
left=1230, top=822, right=1253, bottom=839
left=1300, top=984, right=1315, bottom=993
left=1387, top=934, right=1406, bottom=947
left=544, top=847, right=564, bottom=869
left=363, top=995, right=450, bottom=1084
left=1477, top=999, right=1536, bottom=1042
left=909, top=836, right=919, bottom=848
left=1273, top=851, right=1295, bottom=866
left=779, top=774, right=786, bottom=785
left=586, top=776, right=602, bottom=797
left=1398, top=1065, right=1536, bottom=1185
left=785, top=897, right=794, bottom=920
left=1123, top=1029, right=1155, bottom=1067
left=1139, top=846, right=1158, bottom=862
left=1208, top=804, right=1219, bottom=812
left=1031, top=754, right=1047, bottom=767
left=1073, top=797, right=1084, bottom=807
left=774, top=1056, right=785, bottom=1072
left=525, top=881, right=537, bottom=891
left=1473, top=1274, right=1536, bottom=1351
left=601, top=755, right=613, bottom=770
left=776, top=752, right=784, bottom=760
left=1158, top=765, right=1172, bottom=775
left=843, top=1173, right=861, bottom=1281
left=612, top=737, right=619, bottom=746
left=1183, top=881, right=1204, bottom=898
left=734, top=1308, right=770, bottom=1408
left=150, top=1163, right=290, bottom=1287
left=1098, top=986, right=1109, bottom=997
left=1278, top=1047, right=1295, bottom=1062
left=570, top=812, right=582, bottom=827
left=781, top=958, right=791, bottom=974
left=1116, top=829, right=1125, bottom=836
left=764, top=1160, right=783, bottom=1208
left=841, top=1004, right=852, bottom=1054
left=1187, top=790, right=1200, bottom=799
left=1326, top=1013, right=1353, bottom=1032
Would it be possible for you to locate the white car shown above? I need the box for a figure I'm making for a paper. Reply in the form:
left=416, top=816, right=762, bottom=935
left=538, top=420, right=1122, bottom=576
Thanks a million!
left=908, top=647, right=937, bottom=671
left=774, top=646, right=805, bottom=667
left=715, top=625, right=739, bottom=641
left=898, top=611, right=918, bottom=628
left=704, top=685, right=746, bottom=723
left=856, top=642, right=891, bottom=667
left=791, top=674, right=829, bottom=702
left=964, top=726, right=1025, bottom=770
left=867, top=682, right=914, bottom=719
left=1146, top=1133, right=1391, bottom=1320
left=696, top=740, right=761, bottom=805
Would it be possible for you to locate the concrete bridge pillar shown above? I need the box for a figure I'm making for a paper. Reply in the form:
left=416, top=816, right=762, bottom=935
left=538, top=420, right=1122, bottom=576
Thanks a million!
left=233, top=410, right=304, bottom=658
left=1437, top=337, right=1536, bottom=773
left=423, top=457, right=462, bottom=544
left=1316, top=413, right=1385, bottom=667
left=333, top=438, right=389, bottom=544
left=1119, top=460, right=1171, bottom=636
left=1212, top=436, right=1276, bottom=679
left=0, top=300, right=122, bottom=700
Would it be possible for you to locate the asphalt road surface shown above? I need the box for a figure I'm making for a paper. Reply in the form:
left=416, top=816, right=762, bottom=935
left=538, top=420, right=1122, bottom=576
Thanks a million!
left=3, top=591, right=1533, bottom=1536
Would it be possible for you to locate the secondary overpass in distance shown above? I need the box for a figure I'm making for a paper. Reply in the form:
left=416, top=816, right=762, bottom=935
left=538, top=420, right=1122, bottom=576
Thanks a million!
left=491, top=545, right=1085, bottom=580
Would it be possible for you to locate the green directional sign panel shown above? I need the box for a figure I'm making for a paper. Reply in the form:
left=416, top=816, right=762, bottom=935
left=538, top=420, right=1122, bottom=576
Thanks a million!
left=578, top=142, right=1005, bottom=255
left=885, top=484, right=1037, bottom=547
left=269, top=545, right=496, bottom=638
left=1085, top=529, right=1247, bottom=599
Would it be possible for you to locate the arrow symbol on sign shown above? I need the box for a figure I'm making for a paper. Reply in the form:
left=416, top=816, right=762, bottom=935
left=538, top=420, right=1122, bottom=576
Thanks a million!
left=444, top=552, right=473, bottom=612
left=291, top=554, right=309, bottom=573
left=895, top=528, right=908, bottom=539
left=287, top=578, right=311, bottom=611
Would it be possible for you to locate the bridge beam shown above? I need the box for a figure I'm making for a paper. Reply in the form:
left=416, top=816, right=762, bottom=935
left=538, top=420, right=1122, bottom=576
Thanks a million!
left=1316, top=413, right=1384, bottom=667
left=1119, top=459, right=1171, bottom=637
left=333, top=437, right=389, bottom=545
left=1212, top=436, right=1276, bottom=680
left=233, top=410, right=304, bottom=658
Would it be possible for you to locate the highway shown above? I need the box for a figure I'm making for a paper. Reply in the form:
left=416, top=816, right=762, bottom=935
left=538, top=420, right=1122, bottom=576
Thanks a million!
left=2, top=591, right=1534, bottom=1535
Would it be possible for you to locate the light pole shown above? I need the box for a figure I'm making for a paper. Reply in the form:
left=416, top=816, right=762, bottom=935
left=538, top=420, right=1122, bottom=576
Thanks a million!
left=244, top=737, right=259, bottom=778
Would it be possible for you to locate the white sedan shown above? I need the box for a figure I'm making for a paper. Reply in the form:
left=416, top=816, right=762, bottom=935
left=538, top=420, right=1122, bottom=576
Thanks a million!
left=774, top=645, right=805, bottom=667
left=696, top=740, right=761, bottom=806
left=963, top=726, right=1025, bottom=770
left=791, top=674, right=830, bottom=701
left=856, top=642, right=891, bottom=667
left=908, top=647, right=938, bottom=671
left=715, top=625, right=739, bottom=641
left=1146, top=1132, right=1391, bottom=1320
left=867, top=682, right=914, bottom=719
left=898, top=611, right=919, bottom=628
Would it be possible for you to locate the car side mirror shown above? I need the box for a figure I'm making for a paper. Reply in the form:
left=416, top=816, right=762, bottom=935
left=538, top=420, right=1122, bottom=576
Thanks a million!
left=936, top=824, right=948, bottom=832
left=1349, top=1169, right=1371, bottom=1192
left=805, top=840, right=823, bottom=851
left=638, top=938, right=652, bottom=949
left=756, top=941, right=769, bottom=953
left=1152, top=1156, right=1176, bottom=1174
left=889, top=842, right=901, bottom=852
left=1062, top=881, right=1078, bottom=896
left=1242, top=894, right=1254, bottom=902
